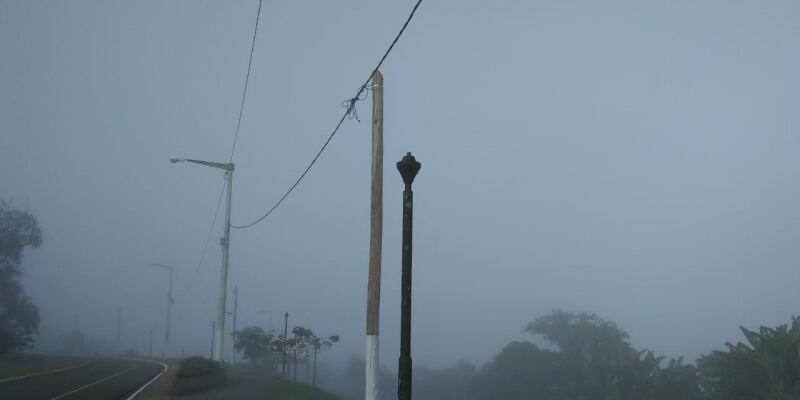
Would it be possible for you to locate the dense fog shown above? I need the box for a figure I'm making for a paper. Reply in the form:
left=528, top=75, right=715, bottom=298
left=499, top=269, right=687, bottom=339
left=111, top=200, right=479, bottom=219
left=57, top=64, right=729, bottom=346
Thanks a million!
left=2, top=1, right=799, bottom=398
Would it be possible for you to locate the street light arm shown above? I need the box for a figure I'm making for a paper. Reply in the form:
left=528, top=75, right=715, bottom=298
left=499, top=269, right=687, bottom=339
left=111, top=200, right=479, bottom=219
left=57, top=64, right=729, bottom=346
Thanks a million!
left=186, top=159, right=234, bottom=171
left=170, top=158, right=234, bottom=171
left=147, top=262, right=174, bottom=271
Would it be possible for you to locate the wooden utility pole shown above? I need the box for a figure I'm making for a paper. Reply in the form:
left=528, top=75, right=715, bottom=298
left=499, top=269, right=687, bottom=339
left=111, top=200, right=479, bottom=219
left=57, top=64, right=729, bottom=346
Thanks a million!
left=365, top=70, right=383, bottom=400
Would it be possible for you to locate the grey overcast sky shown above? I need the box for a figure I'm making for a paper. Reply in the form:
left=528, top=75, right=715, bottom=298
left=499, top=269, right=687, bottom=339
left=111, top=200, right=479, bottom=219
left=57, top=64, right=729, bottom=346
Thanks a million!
left=1, top=0, right=798, bottom=369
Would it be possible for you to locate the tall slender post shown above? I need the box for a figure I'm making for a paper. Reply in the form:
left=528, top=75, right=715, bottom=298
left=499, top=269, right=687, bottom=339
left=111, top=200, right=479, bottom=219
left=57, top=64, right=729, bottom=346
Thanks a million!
left=396, top=152, right=420, bottom=400
left=231, top=285, right=238, bottom=365
left=116, top=306, right=121, bottom=346
left=293, top=348, right=298, bottom=380
left=365, top=69, right=384, bottom=400
left=210, top=321, right=216, bottom=359
left=305, top=351, right=310, bottom=383
left=213, top=168, right=234, bottom=362
left=149, top=329, right=153, bottom=359
left=166, top=265, right=173, bottom=345
left=260, top=309, right=272, bottom=334
left=146, top=263, right=174, bottom=355
left=313, top=343, right=318, bottom=387
left=282, top=312, right=289, bottom=376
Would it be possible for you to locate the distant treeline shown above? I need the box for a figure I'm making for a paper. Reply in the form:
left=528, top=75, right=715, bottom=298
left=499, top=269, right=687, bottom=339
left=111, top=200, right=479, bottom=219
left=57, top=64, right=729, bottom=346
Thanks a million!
left=327, top=310, right=800, bottom=400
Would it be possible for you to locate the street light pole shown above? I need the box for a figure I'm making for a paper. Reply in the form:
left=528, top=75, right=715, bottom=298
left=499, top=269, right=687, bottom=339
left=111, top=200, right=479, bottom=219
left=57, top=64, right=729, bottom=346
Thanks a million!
left=396, top=152, right=420, bottom=400
left=167, top=266, right=173, bottom=344
left=149, top=329, right=153, bottom=359
left=116, top=306, right=121, bottom=347
left=260, top=309, right=272, bottom=334
left=210, top=321, right=216, bottom=360
left=231, top=285, right=238, bottom=366
left=171, top=158, right=234, bottom=362
left=218, top=166, right=233, bottom=363
left=146, top=263, right=174, bottom=347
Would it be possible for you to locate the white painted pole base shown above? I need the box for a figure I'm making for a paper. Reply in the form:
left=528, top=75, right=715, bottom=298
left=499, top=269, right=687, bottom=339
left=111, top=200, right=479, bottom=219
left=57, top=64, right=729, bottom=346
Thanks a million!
left=365, top=335, right=379, bottom=400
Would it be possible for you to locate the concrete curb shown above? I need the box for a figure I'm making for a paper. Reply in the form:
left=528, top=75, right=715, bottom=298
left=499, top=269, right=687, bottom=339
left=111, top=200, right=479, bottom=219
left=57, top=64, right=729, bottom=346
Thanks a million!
left=0, top=362, right=90, bottom=383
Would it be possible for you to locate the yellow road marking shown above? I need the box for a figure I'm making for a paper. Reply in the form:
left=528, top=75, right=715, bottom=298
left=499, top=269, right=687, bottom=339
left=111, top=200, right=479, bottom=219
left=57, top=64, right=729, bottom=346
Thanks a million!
left=0, top=362, right=90, bottom=383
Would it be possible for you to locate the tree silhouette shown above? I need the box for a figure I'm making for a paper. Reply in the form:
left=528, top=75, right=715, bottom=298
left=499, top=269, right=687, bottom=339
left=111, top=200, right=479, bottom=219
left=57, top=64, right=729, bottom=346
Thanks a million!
left=232, top=326, right=273, bottom=366
left=0, top=203, right=42, bottom=354
left=699, top=317, right=800, bottom=399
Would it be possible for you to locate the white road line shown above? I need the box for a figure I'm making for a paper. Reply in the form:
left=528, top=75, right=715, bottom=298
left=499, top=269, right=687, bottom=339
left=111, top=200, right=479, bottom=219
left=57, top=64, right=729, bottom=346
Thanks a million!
left=124, top=360, right=168, bottom=400
left=47, top=363, right=138, bottom=400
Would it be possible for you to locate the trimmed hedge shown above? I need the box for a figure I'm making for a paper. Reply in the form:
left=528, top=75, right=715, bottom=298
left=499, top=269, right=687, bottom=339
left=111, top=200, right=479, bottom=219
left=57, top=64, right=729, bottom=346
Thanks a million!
left=176, top=356, right=225, bottom=378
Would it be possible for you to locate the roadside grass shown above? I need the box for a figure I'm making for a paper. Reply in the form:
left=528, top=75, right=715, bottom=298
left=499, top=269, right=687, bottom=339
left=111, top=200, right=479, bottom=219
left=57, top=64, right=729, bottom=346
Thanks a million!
left=0, top=353, right=87, bottom=381
left=194, top=366, right=342, bottom=400
left=264, top=376, right=342, bottom=400
left=170, top=365, right=342, bottom=399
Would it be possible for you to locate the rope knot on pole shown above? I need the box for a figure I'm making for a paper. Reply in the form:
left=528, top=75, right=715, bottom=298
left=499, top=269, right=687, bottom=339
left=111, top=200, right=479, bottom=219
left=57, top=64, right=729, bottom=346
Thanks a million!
left=342, top=90, right=368, bottom=122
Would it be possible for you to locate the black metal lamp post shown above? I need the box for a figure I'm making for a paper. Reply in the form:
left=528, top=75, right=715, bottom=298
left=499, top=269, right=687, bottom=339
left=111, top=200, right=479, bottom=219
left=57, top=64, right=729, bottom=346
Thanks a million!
left=396, top=152, right=421, bottom=400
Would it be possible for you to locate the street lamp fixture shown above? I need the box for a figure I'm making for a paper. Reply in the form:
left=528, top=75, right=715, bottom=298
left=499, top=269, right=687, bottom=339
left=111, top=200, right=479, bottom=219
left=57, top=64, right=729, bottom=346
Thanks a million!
left=397, top=152, right=421, bottom=187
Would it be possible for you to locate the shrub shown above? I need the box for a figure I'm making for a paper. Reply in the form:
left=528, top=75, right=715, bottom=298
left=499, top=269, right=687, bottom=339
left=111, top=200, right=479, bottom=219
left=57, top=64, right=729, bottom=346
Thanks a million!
left=176, top=356, right=225, bottom=378
left=121, top=350, right=139, bottom=358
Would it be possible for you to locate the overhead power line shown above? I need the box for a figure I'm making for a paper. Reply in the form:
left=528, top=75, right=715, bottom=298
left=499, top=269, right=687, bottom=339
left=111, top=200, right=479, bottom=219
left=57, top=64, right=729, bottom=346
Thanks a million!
left=188, top=180, right=227, bottom=287
left=231, top=0, right=424, bottom=229
left=186, top=0, right=262, bottom=285
left=229, top=0, right=264, bottom=162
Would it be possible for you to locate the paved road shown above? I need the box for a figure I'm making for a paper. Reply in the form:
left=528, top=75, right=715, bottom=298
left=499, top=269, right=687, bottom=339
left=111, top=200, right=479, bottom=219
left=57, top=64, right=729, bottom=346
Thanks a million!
left=0, top=358, right=164, bottom=400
